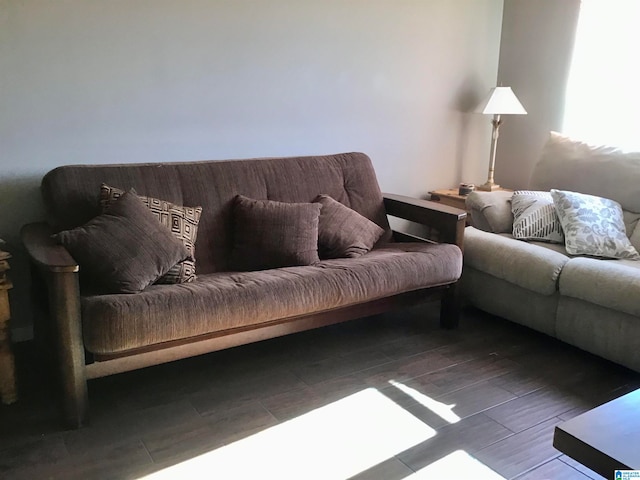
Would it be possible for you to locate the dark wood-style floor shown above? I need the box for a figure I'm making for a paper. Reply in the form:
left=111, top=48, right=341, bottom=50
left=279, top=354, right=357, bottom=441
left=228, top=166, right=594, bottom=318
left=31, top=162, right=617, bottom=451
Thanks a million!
left=2, top=303, right=639, bottom=480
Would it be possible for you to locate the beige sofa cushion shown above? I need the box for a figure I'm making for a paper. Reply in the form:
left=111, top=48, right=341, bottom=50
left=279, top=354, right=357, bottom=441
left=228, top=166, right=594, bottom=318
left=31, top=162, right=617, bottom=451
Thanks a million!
left=464, top=226, right=569, bottom=296
left=559, top=257, right=640, bottom=317
left=466, top=191, right=514, bottom=233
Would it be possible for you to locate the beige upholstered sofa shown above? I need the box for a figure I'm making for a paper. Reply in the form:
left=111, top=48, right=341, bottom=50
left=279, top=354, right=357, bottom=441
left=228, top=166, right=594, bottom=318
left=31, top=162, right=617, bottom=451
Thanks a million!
left=22, top=152, right=465, bottom=427
left=462, top=133, right=640, bottom=373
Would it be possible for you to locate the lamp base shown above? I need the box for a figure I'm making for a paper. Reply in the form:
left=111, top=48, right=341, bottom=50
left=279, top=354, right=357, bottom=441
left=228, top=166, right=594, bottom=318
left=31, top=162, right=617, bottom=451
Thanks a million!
left=476, top=182, right=501, bottom=192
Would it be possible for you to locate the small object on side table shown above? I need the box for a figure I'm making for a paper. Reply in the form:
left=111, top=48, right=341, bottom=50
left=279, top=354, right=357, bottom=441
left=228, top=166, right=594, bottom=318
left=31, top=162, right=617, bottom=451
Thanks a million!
left=0, top=246, right=17, bottom=405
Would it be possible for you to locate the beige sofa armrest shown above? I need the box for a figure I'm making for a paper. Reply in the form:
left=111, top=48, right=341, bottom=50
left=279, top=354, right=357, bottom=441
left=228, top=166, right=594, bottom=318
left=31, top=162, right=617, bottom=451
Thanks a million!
left=383, top=193, right=466, bottom=250
left=466, top=191, right=514, bottom=233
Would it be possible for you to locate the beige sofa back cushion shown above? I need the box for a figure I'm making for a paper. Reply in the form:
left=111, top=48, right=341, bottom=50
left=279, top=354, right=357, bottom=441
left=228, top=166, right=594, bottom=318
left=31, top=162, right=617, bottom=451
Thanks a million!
left=530, top=132, right=640, bottom=248
left=41, top=153, right=391, bottom=274
left=530, top=132, right=640, bottom=213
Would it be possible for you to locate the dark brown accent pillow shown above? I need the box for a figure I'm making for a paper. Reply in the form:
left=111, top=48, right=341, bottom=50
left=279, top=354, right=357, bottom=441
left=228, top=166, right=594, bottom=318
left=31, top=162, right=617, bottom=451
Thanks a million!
left=229, top=195, right=321, bottom=271
left=55, top=191, right=190, bottom=294
left=314, top=194, right=385, bottom=259
left=100, top=184, right=202, bottom=284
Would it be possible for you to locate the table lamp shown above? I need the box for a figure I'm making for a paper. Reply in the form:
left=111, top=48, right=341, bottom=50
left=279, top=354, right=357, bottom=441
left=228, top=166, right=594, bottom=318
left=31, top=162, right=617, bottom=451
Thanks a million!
left=475, top=86, right=527, bottom=191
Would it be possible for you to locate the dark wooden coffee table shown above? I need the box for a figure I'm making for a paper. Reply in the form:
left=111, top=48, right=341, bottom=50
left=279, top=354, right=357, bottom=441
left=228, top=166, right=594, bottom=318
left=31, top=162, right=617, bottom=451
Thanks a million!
left=553, top=389, right=640, bottom=479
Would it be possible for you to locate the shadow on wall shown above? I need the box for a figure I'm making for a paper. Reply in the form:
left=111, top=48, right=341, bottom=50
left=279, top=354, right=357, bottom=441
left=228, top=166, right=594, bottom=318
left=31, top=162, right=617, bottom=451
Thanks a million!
left=0, top=175, right=47, bottom=341
left=451, top=75, right=485, bottom=185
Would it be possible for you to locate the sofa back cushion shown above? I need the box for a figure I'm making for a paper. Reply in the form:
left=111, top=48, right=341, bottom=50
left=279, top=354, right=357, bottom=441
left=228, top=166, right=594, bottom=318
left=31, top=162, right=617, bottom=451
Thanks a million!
left=41, top=152, right=391, bottom=274
left=530, top=132, right=640, bottom=213
left=529, top=132, right=640, bottom=248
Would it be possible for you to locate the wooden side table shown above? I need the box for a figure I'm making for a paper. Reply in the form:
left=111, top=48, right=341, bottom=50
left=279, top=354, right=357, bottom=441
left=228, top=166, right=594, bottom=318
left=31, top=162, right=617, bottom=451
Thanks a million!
left=0, top=249, right=17, bottom=405
left=429, top=189, right=469, bottom=211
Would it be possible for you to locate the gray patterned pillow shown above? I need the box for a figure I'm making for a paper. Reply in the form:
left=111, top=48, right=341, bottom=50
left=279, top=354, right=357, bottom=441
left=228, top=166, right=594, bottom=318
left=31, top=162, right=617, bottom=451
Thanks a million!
left=511, top=191, right=564, bottom=243
left=551, top=189, right=640, bottom=260
left=100, top=184, right=202, bottom=283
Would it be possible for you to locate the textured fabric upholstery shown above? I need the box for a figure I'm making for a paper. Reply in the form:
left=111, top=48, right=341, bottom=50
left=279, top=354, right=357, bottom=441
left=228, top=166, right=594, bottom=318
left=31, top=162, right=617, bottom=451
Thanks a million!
left=55, top=192, right=190, bottom=294
left=101, top=184, right=202, bottom=283
left=530, top=132, right=640, bottom=213
left=466, top=191, right=514, bottom=233
left=41, top=153, right=392, bottom=274
left=82, top=242, right=462, bottom=354
left=315, top=194, right=385, bottom=259
left=462, top=132, right=640, bottom=373
left=559, top=257, right=640, bottom=317
left=464, top=227, right=569, bottom=296
left=556, top=297, right=640, bottom=373
left=229, top=195, right=321, bottom=270
left=461, top=268, right=559, bottom=336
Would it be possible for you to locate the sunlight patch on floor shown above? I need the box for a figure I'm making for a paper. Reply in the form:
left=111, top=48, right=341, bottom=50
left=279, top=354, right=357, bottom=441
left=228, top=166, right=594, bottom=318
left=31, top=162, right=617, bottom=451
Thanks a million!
left=138, top=388, right=436, bottom=480
left=408, top=450, right=506, bottom=479
left=389, top=380, right=461, bottom=424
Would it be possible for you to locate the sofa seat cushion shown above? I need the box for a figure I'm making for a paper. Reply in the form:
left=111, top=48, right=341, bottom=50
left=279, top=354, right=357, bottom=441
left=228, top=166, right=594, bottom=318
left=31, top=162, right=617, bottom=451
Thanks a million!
left=82, top=242, right=462, bottom=354
left=559, top=257, right=640, bottom=317
left=464, top=226, right=570, bottom=296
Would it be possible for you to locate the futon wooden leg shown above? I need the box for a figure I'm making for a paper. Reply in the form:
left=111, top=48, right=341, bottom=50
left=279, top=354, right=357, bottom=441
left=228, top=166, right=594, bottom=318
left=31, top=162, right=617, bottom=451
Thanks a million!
left=440, top=283, right=460, bottom=329
left=50, top=271, right=88, bottom=429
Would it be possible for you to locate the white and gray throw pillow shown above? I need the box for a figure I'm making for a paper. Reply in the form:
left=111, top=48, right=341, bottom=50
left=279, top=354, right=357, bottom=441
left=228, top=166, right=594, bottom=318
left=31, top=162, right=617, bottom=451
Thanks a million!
left=550, top=189, right=640, bottom=260
left=511, top=190, right=564, bottom=243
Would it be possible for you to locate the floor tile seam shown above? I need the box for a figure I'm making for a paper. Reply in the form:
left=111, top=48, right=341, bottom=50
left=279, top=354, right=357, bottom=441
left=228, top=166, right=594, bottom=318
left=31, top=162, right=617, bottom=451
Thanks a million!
left=138, top=438, right=157, bottom=466
left=423, top=370, right=526, bottom=402
left=484, top=405, right=571, bottom=437
left=506, top=452, right=564, bottom=480
left=557, top=457, right=603, bottom=480
left=478, top=414, right=564, bottom=454
left=394, top=454, right=418, bottom=475
left=256, top=398, right=281, bottom=425
left=488, top=376, right=546, bottom=398
left=362, top=355, right=480, bottom=389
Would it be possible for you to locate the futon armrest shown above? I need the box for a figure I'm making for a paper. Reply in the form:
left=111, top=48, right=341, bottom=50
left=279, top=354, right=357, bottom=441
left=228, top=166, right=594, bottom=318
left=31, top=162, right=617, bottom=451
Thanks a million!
left=21, top=222, right=79, bottom=273
left=383, top=193, right=466, bottom=250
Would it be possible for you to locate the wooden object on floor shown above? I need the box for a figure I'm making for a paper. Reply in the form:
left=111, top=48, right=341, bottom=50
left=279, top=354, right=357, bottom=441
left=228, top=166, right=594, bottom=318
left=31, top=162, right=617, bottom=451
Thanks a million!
left=553, top=388, right=640, bottom=478
left=0, top=249, right=17, bottom=405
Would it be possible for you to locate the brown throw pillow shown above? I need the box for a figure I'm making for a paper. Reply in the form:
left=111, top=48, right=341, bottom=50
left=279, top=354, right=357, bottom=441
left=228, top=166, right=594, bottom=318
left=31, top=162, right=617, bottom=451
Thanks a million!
left=229, top=195, right=321, bottom=271
left=55, top=191, right=190, bottom=294
left=314, top=194, right=385, bottom=259
left=100, top=184, right=202, bottom=283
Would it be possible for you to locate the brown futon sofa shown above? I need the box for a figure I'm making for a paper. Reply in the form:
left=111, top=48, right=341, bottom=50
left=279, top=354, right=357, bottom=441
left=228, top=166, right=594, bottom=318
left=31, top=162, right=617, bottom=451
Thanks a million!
left=22, top=152, right=465, bottom=427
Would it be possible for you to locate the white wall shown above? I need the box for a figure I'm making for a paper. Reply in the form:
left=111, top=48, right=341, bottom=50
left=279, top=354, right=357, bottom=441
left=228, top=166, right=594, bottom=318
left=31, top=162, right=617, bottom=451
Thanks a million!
left=495, top=0, right=581, bottom=189
left=0, top=0, right=503, bottom=336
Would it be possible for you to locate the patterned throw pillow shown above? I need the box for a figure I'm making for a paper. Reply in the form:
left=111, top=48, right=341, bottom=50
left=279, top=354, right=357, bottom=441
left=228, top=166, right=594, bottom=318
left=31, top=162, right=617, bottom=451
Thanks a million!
left=314, top=194, right=385, bottom=259
left=55, top=192, right=190, bottom=294
left=100, top=184, right=202, bottom=283
left=511, top=191, right=564, bottom=244
left=550, top=189, right=640, bottom=260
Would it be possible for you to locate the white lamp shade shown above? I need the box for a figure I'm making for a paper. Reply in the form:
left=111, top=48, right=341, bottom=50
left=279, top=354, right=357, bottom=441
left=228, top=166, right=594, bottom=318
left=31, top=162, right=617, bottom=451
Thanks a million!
left=475, top=87, right=527, bottom=115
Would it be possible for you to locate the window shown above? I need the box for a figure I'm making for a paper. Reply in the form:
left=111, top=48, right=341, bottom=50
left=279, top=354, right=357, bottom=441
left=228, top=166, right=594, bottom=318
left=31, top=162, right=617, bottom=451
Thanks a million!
left=562, top=0, right=640, bottom=151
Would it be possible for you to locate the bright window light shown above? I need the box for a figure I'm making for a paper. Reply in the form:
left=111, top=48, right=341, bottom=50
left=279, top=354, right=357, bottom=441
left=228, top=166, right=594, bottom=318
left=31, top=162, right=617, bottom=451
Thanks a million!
left=407, top=450, right=506, bottom=479
left=389, top=380, right=461, bottom=424
left=138, top=388, right=436, bottom=480
left=563, top=0, right=640, bottom=151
